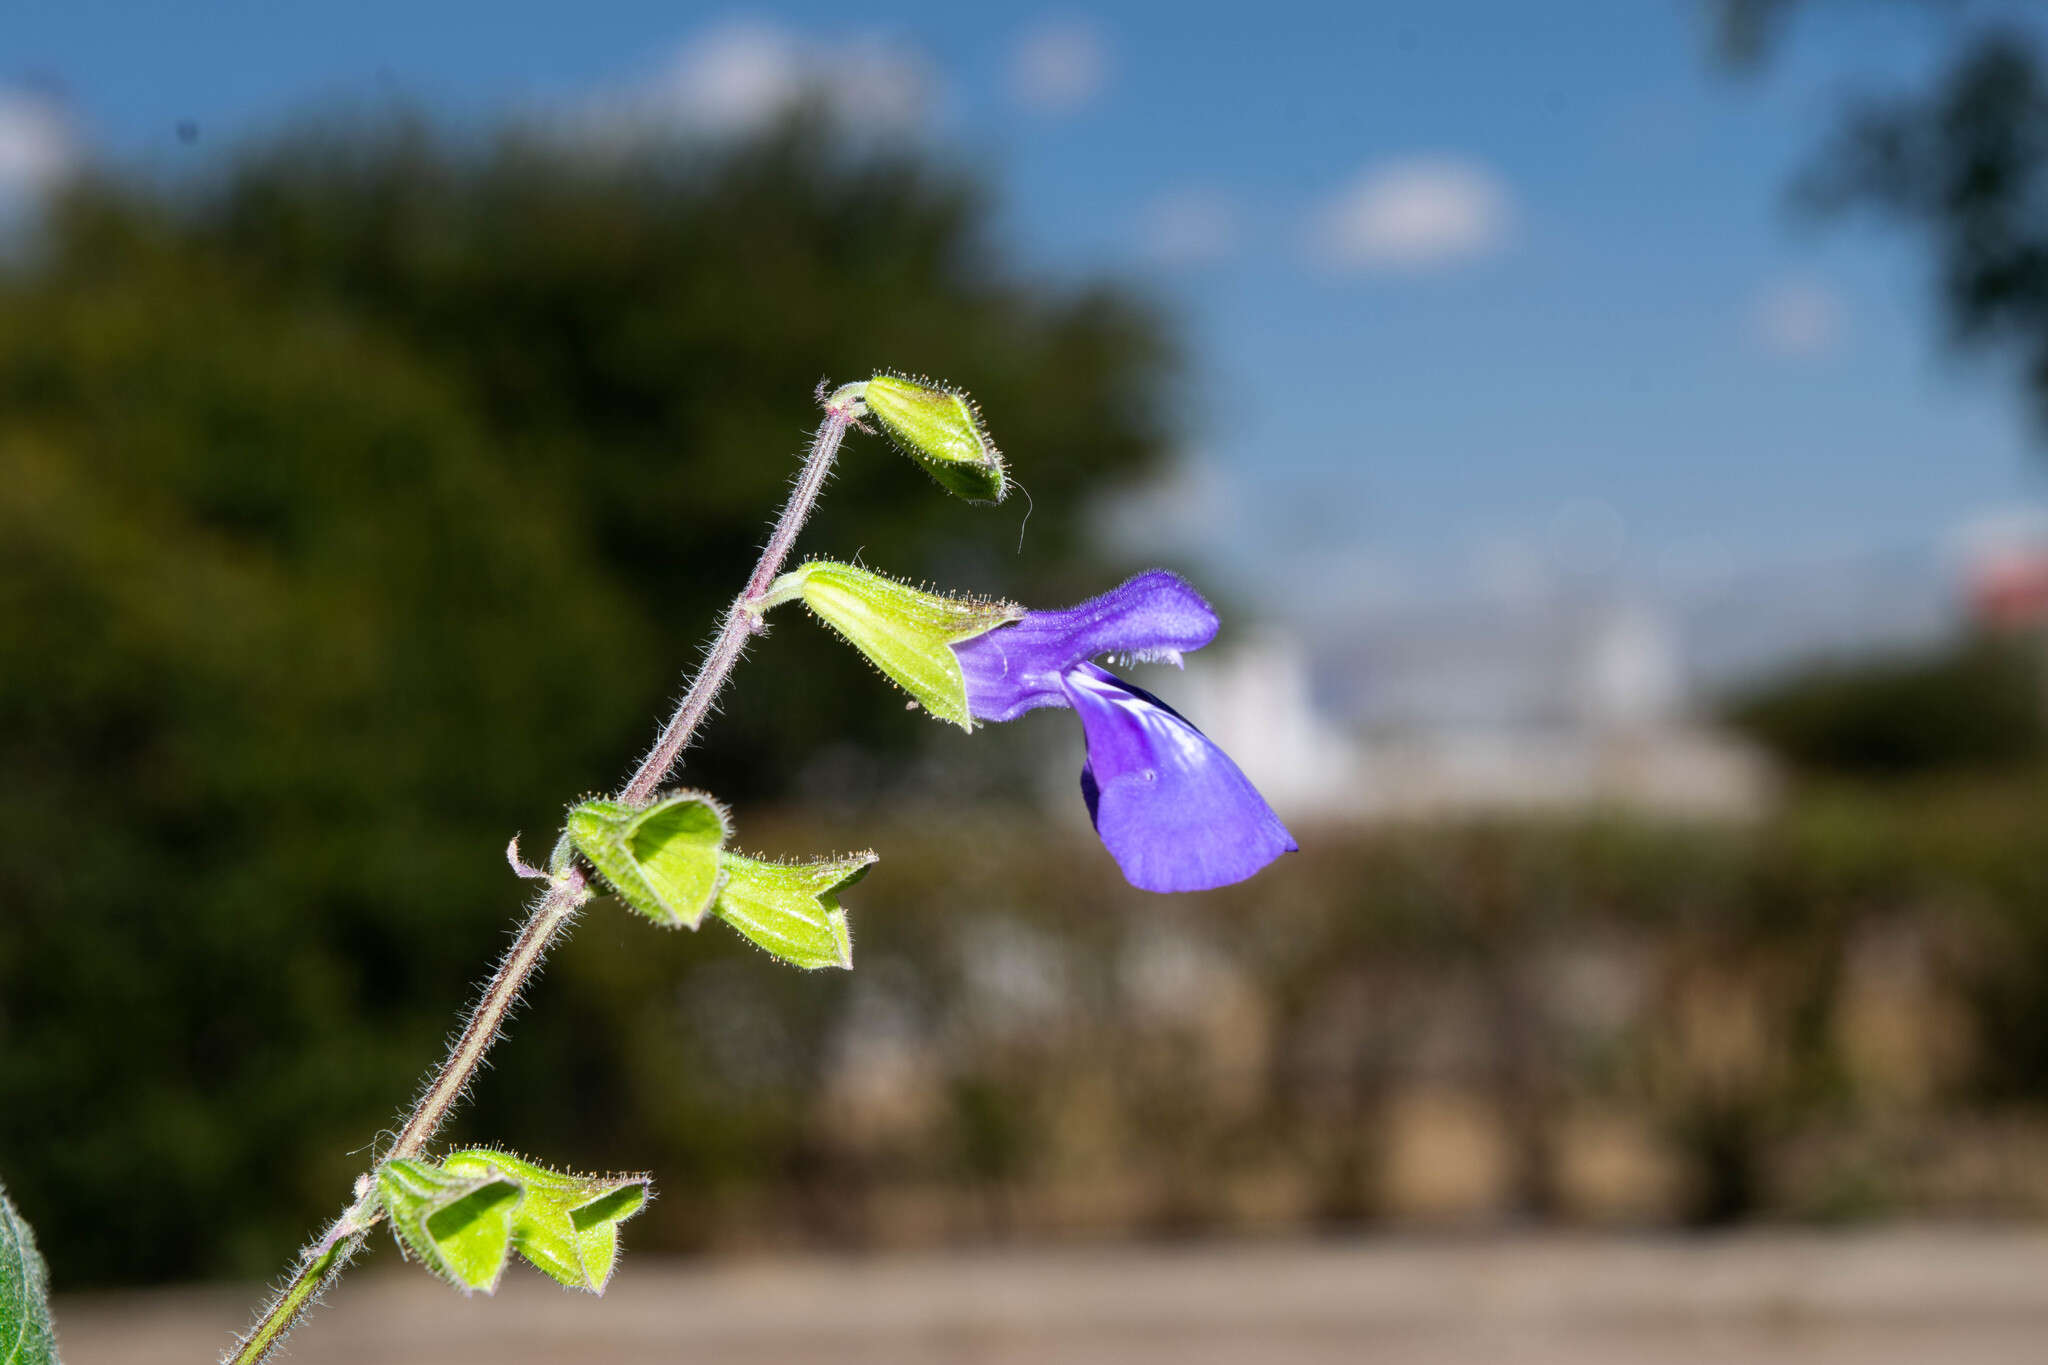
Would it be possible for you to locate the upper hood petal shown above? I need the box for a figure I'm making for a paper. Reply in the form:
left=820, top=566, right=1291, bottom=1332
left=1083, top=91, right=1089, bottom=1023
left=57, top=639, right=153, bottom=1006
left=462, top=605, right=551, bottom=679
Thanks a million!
left=954, top=570, right=1220, bottom=723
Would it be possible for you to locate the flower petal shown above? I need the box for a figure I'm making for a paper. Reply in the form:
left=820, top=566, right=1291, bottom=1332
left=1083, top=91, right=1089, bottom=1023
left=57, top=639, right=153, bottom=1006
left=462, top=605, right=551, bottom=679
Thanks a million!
left=1062, top=663, right=1296, bottom=893
left=955, top=570, right=1220, bottom=723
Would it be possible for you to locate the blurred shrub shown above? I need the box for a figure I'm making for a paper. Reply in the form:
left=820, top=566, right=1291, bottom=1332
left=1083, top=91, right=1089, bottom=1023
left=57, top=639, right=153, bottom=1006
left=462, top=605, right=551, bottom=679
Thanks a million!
left=1724, top=637, right=2046, bottom=776
left=503, top=781, right=2048, bottom=1249
left=0, top=115, right=1173, bottom=1285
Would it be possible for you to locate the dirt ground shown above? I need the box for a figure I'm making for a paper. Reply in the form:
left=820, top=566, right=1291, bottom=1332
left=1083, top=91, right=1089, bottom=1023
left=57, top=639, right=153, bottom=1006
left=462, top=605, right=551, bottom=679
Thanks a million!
left=54, top=1228, right=2048, bottom=1364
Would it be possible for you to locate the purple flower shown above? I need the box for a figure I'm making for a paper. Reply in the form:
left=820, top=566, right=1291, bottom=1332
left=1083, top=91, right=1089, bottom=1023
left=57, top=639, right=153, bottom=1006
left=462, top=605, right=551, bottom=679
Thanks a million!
left=952, top=570, right=1297, bottom=893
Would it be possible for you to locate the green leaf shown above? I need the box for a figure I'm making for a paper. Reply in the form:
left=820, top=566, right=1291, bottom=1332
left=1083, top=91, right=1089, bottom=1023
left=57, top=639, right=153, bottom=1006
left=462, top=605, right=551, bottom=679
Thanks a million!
left=566, top=790, right=730, bottom=928
left=758, top=561, right=1020, bottom=730
left=377, top=1158, right=522, bottom=1294
left=858, top=374, right=1008, bottom=503
left=714, top=850, right=876, bottom=970
left=0, top=1176, right=59, bottom=1365
left=443, top=1150, right=651, bottom=1294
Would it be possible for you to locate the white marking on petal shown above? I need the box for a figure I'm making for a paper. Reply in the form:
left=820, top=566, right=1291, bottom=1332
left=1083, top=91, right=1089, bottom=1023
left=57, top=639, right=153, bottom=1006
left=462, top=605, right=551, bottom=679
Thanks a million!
left=1105, top=648, right=1184, bottom=669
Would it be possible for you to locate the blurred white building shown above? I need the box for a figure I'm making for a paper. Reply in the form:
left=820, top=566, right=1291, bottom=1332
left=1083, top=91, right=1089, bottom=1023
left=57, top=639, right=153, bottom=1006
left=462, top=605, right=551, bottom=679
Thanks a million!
left=1164, top=595, right=1774, bottom=824
left=1168, top=628, right=1359, bottom=813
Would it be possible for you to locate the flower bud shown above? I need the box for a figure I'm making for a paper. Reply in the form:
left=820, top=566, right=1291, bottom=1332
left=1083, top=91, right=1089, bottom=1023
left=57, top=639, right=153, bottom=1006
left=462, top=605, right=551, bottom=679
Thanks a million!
left=858, top=374, right=1008, bottom=503
left=757, top=560, right=1021, bottom=729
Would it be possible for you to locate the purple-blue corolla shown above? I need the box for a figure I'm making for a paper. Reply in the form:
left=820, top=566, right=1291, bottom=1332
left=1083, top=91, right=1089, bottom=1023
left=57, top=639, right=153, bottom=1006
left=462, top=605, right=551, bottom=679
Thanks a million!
left=951, top=570, right=1297, bottom=893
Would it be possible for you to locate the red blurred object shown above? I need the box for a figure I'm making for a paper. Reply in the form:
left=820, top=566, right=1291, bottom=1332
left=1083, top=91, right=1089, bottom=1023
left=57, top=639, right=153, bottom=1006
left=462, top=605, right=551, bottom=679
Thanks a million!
left=1968, top=546, right=2048, bottom=630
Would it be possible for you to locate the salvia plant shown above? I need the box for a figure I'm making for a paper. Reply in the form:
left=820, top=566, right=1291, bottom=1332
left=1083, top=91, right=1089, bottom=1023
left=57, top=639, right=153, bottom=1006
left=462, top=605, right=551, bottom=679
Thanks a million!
left=0, top=376, right=1295, bottom=1364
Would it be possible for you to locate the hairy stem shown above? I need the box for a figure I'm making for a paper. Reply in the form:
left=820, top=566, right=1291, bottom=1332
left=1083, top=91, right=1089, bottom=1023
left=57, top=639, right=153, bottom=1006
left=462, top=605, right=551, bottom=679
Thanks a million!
left=226, top=395, right=857, bottom=1365
left=621, top=400, right=853, bottom=805
left=224, top=1233, right=359, bottom=1365
left=385, top=877, right=587, bottom=1162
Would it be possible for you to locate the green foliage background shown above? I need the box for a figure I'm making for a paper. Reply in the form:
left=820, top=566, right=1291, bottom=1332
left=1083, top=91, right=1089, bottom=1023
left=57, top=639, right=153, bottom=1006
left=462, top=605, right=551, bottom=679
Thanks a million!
left=1726, top=638, right=2048, bottom=776
left=0, top=119, right=1173, bottom=1285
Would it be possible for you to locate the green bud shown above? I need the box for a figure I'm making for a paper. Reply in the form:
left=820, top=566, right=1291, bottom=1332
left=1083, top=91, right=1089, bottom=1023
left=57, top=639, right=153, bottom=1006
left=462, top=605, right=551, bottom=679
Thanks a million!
left=442, top=1150, right=651, bottom=1295
left=1, top=1175, right=58, bottom=1365
left=566, top=790, right=730, bottom=929
left=714, top=850, right=876, bottom=970
left=377, top=1158, right=522, bottom=1294
left=857, top=374, right=1007, bottom=503
left=757, top=560, right=1021, bottom=729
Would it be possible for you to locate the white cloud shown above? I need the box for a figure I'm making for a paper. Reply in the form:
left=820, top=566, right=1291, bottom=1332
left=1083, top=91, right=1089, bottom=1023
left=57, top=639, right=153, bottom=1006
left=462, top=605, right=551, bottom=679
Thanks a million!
left=1010, top=17, right=1110, bottom=116
left=1310, top=156, right=1512, bottom=273
left=589, top=21, right=933, bottom=142
left=651, top=22, right=805, bottom=133
left=1751, top=277, right=1841, bottom=358
left=0, top=89, right=76, bottom=205
left=1137, top=186, right=1239, bottom=268
left=825, top=36, right=932, bottom=133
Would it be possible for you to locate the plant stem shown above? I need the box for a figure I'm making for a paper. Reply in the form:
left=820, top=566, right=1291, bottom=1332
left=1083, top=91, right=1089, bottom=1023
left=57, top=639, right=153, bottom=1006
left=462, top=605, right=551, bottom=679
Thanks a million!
left=225, top=394, right=857, bottom=1365
left=620, top=400, right=854, bottom=805
left=385, top=877, right=588, bottom=1162
left=223, top=1233, right=358, bottom=1365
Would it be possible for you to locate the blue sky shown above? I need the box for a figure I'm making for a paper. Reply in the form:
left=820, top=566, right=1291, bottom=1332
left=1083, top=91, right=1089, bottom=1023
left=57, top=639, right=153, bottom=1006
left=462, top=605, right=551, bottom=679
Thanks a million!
left=10, top=0, right=2048, bottom=646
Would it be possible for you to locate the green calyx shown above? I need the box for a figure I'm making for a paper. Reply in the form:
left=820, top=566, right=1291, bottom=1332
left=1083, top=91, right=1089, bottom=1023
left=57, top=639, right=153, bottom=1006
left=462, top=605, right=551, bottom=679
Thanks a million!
left=562, top=788, right=876, bottom=970
left=756, top=560, right=1021, bottom=729
left=566, top=790, right=730, bottom=928
left=377, top=1158, right=524, bottom=1294
left=713, top=850, right=876, bottom=970
left=378, top=1152, right=650, bottom=1296
left=851, top=374, right=1008, bottom=504
left=441, top=1150, right=651, bottom=1294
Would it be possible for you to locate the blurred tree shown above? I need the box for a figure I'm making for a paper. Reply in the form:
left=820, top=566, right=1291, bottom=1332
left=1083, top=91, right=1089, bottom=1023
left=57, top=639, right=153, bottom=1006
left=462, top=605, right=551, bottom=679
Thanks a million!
left=0, top=114, right=1174, bottom=1285
left=1801, top=29, right=2048, bottom=432
left=1713, top=2, right=2048, bottom=437
left=1723, top=636, right=2045, bottom=774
